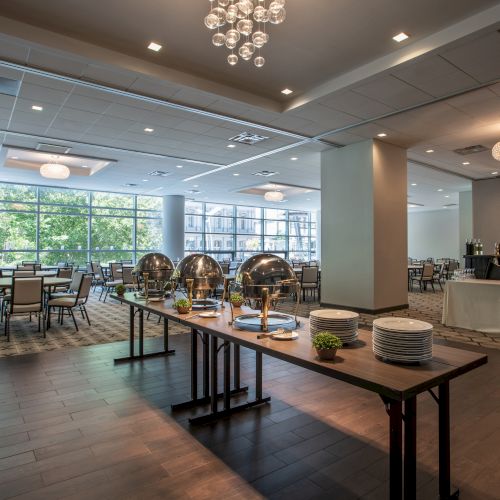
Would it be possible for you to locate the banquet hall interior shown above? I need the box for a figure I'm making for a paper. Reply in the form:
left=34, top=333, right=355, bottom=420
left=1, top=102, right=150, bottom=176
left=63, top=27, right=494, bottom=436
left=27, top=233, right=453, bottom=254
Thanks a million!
left=0, top=1, right=499, bottom=499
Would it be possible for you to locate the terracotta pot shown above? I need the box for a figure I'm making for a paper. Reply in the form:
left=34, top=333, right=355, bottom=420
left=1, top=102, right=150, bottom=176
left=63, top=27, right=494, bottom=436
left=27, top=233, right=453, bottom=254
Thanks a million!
left=316, top=348, right=337, bottom=361
left=231, top=301, right=244, bottom=308
left=176, top=306, right=190, bottom=314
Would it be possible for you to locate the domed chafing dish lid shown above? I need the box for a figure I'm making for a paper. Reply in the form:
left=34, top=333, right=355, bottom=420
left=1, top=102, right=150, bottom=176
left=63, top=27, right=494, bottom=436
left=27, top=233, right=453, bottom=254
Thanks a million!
left=133, top=252, right=174, bottom=281
left=234, top=253, right=297, bottom=297
left=174, top=253, right=223, bottom=289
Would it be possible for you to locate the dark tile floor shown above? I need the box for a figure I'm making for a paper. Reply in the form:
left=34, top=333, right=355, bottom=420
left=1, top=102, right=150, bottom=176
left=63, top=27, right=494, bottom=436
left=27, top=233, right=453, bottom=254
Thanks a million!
left=0, top=332, right=498, bottom=499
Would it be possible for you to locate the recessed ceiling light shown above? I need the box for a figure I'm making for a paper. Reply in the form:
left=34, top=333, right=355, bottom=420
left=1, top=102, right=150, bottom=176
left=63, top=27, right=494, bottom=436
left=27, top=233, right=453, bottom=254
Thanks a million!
left=393, top=32, right=409, bottom=43
left=193, top=184, right=199, bottom=188
left=281, top=88, right=293, bottom=95
left=290, top=157, right=298, bottom=161
left=144, top=127, right=154, bottom=133
left=462, top=161, right=470, bottom=165
left=492, top=171, right=498, bottom=175
left=10, top=156, right=18, bottom=159
left=444, top=195, right=450, bottom=198
left=426, top=149, right=434, bottom=153
left=377, top=133, right=387, bottom=138
left=437, top=188, right=444, bottom=192
left=411, top=183, right=417, bottom=186
left=306, top=198, right=311, bottom=201
left=31, top=105, right=43, bottom=111
left=176, top=165, right=183, bottom=169
left=148, top=42, right=162, bottom=52
left=233, top=173, right=240, bottom=176
left=227, top=144, right=236, bottom=148
left=142, top=179, right=149, bottom=182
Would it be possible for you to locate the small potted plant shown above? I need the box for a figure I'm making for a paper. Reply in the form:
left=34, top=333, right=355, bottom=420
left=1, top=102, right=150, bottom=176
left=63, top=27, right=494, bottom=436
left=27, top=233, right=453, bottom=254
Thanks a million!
left=115, top=284, right=126, bottom=296
left=312, top=332, right=343, bottom=361
left=173, top=298, right=190, bottom=314
left=230, top=293, right=245, bottom=307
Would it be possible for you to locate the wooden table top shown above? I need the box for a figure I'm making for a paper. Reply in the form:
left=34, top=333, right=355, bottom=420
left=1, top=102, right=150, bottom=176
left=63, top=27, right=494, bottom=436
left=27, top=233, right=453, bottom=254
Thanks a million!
left=0, top=277, right=72, bottom=289
left=1, top=271, right=57, bottom=278
left=115, top=293, right=488, bottom=401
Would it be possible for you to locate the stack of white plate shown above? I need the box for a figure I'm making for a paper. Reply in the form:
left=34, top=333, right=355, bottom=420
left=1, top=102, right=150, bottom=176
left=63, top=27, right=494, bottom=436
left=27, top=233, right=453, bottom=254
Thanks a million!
left=310, top=309, right=359, bottom=344
left=372, top=317, right=433, bottom=363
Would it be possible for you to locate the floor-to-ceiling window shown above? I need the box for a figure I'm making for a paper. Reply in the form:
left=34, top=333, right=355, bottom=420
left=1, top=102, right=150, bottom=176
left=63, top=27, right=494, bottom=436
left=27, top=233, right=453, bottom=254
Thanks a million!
left=185, top=200, right=316, bottom=261
left=0, top=182, right=162, bottom=266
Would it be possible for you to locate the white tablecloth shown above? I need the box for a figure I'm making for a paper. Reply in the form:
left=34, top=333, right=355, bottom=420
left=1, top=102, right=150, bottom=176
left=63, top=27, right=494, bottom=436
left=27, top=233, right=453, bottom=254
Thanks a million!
left=442, top=279, right=500, bottom=333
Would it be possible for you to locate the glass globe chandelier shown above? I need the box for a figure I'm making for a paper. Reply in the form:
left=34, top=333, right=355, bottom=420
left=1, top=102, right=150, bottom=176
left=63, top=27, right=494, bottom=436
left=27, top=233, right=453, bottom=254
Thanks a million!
left=492, top=141, right=500, bottom=161
left=40, top=162, right=70, bottom=180
left=204, top=0, right=286, bottom=67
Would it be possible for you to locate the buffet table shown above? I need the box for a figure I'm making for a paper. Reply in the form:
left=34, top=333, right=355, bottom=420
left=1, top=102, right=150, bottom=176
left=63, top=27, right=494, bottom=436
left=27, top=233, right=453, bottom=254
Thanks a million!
left=112, top=292, right=487, bottom=500
left=442, top=279, right=500, bottom=333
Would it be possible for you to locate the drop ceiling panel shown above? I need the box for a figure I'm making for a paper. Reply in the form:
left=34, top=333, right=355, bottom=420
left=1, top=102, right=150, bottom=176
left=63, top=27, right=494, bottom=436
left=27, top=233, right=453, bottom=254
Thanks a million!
left=27, top=49, right=87, bottom=77
left=63, top=93, right=113, bottom=113
left=82, top=64, right=138, bottom=89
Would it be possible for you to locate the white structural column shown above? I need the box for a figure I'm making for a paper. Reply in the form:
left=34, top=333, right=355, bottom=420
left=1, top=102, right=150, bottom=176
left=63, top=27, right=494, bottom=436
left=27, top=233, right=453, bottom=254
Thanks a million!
left=321, top=139, right=408, bottom=313
left=162, top=195, right=185, bottom=261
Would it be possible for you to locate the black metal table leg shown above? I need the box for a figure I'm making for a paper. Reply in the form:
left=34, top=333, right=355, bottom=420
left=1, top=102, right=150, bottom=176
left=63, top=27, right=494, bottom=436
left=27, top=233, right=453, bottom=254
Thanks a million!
left=439, top=382, right=459, bottom=499
left=163, top=318, right=175, bottom=355
left=234, top=344, right=241, bottom=390
left=189, top=343, right=270, bottom=425
left=404, top=396, right=417, bottom=500
left=114, top=305, right=175, bottom=363
left=203, top=332, right=210, bottom=399
left=388, top=399, right=403, bottom=500
left=139, top=309, right=144, bottom=357
left=224, top=341, right=231, bottom=411
left=210, top=335, right=218, bottom=415
left=129, top=305, right=134, bottom=357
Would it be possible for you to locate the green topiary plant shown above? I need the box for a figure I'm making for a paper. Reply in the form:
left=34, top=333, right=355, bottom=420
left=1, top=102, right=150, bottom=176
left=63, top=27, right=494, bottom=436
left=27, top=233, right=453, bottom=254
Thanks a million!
left=115, top=284, right=126, bottom=295
left=230, top=293, right=245, bottom=306
left=173, top=298, right=190, bottom=309
left=312, top=333, right=343, bottom=361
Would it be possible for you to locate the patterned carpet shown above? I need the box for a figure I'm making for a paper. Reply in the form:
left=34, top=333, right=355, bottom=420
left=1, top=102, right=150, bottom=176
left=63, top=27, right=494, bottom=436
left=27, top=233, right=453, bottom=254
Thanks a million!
left=0, top=288, right=498, bottom=358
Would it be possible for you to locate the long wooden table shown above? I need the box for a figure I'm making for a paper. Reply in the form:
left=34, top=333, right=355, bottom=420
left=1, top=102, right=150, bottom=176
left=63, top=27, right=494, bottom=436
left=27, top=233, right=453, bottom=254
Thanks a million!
left=112, top=292, right=487, bottom=500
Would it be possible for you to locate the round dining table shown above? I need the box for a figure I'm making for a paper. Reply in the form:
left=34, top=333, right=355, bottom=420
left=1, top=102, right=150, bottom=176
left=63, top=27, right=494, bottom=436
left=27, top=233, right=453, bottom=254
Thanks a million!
left=0, top=277, right=72, bottom=290
left=1, top=270, right=58, bottom=278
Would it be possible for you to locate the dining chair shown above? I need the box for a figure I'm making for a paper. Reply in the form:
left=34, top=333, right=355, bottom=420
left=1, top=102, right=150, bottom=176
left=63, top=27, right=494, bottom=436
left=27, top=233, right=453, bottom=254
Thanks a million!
left=51, top=271, right=84, bottom=299
left=16, top=264, right=35, bottom=271
left=47, top=274, right=92, bottom=331
left=410, top=262, right=435, bottom=292
left=220, top=262, right=230, bottom=274
left=433, top=262, right=446, bottom=291
left=121, top=267, right=137, bottom=291
left=13, top=270, right=35, bottom=277
left=99, top=263, right=123, bottom=302
left=50, top=267, right=75, bottom=294
left=301, top=265, right=320, bottom=302
left=21, top=261, right=37, bottom=266
left=4, top=277, right=45, bottom=341
left=446, top=261, right=459, bottom=280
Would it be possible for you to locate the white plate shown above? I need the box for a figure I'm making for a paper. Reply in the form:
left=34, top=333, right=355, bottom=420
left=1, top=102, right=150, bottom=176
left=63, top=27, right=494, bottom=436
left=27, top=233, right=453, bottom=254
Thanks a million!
left=271, top=331, right=299, bottom=341
left=373, top=317, right=433, bottom=332
left=310, top=310, right=359, bottom=320
left=199, top=312, right=221, bottom=318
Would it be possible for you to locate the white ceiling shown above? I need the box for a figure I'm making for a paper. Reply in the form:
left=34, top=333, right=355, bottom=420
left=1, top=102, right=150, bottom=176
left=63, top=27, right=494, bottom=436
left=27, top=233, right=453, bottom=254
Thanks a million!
left=0, top=2, right=499, bottom=211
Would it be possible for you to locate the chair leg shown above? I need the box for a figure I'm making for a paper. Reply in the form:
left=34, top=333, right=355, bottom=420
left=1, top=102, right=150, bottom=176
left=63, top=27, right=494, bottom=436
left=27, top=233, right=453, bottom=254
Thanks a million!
left=5, top=314, right=9, bottom=342
left=38, top=312, right=41, bottom=332
left=69, top=308, right=79, bottom=332
left=42, top=309, right=46, bottom=338
left=99, top=286, right=105, bottom=301
left=47, top=307, right=51, bottom=329
left=431, top=281, right=435, bottom=292
left=82, top=306, right=91, bottom=326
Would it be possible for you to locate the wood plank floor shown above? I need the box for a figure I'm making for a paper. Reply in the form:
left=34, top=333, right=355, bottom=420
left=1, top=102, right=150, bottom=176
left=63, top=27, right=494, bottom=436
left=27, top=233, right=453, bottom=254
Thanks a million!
left=0, top=331, right=498, bottom=499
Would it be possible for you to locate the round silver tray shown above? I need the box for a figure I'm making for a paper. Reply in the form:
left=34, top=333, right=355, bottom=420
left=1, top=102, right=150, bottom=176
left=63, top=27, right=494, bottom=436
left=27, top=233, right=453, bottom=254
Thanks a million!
left=233, top=313, right=297, bottom=332
left=191, top=299, right=218, bottom=310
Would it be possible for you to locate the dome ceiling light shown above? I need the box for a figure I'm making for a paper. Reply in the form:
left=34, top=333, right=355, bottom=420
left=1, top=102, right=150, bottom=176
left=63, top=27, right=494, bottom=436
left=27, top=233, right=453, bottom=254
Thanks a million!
left=264, top=190, right=284, bottom=202
left=492, top=141, right=500, bottom=161
left=40, top=162, right=70, bottom=180
left=204, top=0, right=286, bottom=68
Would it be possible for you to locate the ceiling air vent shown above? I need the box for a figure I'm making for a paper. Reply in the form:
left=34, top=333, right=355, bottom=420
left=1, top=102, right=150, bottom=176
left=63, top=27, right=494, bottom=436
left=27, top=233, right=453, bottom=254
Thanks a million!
left=453, top=145, right=488, bottom=155
left=443, top=203, right=458, bottom=208
left=36, top=143, right=72, bottom=154
left=123, top=183, right=138, bottom=187
left=252, top=170, right=279, bottom=177
left=407, top=202, right=424, bottom=207
left=0, top=77, right=21, bottom=97
left=186, top=189, right=201, bottom=194
left=148, top=170, right=170, bottom=177
left=229, top=131, right=269, bottom=145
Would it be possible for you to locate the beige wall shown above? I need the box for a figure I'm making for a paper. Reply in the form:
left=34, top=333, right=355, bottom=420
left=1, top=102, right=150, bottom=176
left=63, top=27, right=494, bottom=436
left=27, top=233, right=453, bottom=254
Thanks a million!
left=321, top=139, right=408, bottom=312
left=472, top=178, right=500, bottom=254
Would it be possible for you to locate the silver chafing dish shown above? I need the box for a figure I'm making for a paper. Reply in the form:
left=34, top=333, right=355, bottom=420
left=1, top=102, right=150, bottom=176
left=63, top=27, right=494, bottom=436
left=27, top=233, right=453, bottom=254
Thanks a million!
left=173, top=253, right=223, bottom=310
left=133, top=252, right=174, bottom=301
left=230, top=253, right=300, bottom=332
